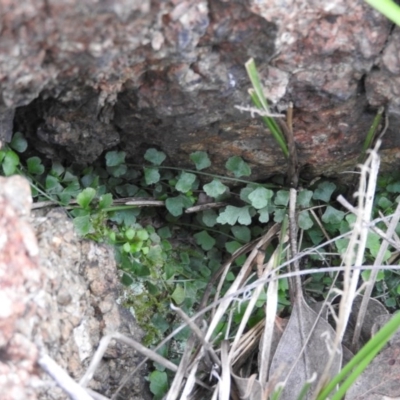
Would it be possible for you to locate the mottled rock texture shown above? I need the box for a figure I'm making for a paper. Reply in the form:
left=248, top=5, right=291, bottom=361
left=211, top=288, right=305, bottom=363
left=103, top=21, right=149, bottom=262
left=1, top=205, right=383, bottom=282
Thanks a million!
left=1, top=0, right=400, bottom=179
left=0, top=176, right=150, bottom=400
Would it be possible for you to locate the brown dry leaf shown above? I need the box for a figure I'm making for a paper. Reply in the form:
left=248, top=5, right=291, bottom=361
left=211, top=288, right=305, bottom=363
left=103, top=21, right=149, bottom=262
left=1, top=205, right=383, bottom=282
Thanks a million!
left=350, top=295, right=389, bottom=343
left=231, top=371, right=262, bottom=400
left=268, top=295, right=342, bottom=400
left=346, top=340, right=400, bottom=399
left=372, top=315, right=400, bottom=347
left=228, top=318, right=289, bottom=400
left=257, top=317, right=288, bottom=373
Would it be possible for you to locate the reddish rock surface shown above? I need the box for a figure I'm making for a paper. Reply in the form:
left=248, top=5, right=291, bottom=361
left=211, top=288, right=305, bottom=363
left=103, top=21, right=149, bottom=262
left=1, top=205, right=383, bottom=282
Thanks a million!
left=1, top=0, right=399, bottom=179
left=0, top=176, right=150, bottom=400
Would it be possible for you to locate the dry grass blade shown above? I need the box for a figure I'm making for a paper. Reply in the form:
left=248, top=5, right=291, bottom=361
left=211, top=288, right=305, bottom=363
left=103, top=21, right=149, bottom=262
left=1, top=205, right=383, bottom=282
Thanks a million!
left=219, top=341, right=231, bottom=400
left=352, top=199, right=400, bottom=350
left=204, top=225, right=280, bottom=343
left=336, top=145, right=380, bottom=341
left=228, top=247, right=280, bottom=364
left=269, top=189, right=341, bottom=400
left=233, top=320, right=265, bottom=370
left=172, top=304, right=220, bottom=367
left=80, top=332, right=178, bottom=389
left=315, top=142, right=381, bottom=394
left=38, top=353, right=95, bottom=400
left=259, top=219, right=288, bottom=386
left=166, top=305, right=220, bottom=400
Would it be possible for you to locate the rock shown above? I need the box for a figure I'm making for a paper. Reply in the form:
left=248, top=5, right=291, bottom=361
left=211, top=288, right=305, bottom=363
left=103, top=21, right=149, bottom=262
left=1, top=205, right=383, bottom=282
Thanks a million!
left=2, top=0, right=400, bottom=179
left=0, top=176, right=40, bottom=400
left=0, top=176, right=151, bottom=400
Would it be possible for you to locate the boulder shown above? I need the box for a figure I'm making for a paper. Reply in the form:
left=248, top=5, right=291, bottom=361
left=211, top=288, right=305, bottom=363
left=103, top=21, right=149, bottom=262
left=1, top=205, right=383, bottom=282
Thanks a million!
left=1, top=0, right=399, bottom=180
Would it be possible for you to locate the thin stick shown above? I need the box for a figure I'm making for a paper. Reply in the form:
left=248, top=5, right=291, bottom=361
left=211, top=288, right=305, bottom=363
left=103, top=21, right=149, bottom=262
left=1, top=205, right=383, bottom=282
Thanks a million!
left=38, top=353, right=95, bottom=400
left=352, top=199, right=400, bottom=349
left=171, top=304, right=220, bottom=367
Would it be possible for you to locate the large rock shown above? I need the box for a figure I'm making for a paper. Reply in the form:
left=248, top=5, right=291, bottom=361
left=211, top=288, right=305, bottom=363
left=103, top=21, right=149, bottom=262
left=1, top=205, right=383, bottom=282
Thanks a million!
left=1, top=0, right=399, bottom=179
left=0, top=176, right=151, bottom=400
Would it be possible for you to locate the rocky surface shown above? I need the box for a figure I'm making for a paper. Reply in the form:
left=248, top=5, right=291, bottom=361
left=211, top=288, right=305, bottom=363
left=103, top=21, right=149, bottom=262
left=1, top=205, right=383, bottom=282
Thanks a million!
left=1, top=0, right=400, bottom=179
left=0, top=176, right=151, bottom=400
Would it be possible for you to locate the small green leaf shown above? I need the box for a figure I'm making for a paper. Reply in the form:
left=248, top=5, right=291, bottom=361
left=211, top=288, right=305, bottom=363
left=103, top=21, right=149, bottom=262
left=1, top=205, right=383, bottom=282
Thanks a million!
left=321, top=206, right=345, bottom=224
left=149, top=370, right=168, bottom=398
left=225, top=240, right=242, bottom=254
left=51, top=161, right=65, bottom=177
left=73, top=215, right=94, bottom=236
left=165, top=195, right=187, bottom=217
left=63, top=180, right=80, bottom=195
left=298, top=210, right=314, bottom=230
left=378, top=196, right=393, bottom=209
left=110, top=209, right=139, bottom=225
left=99, top=193, right=113, bottom=209
left=10, top=132, right=28, bottom=153
left=387, top=181, right=400, bottom=193
left=217, top=205, right=252, bottom=225
left=248, top=187, right=274, bottom=209
left=171, top=285, right=185, bottom=304
left=313, top=181, right=336, bottom=202
left=202, top=209, right=218, bottom=227
left=136, top=229, right=149, bottom=241
left=115, top=183, right=139, bottom=197
left=144, top=148, right=166, bottom=165
left=240, top=185, right=257, bottom=203
left=151, top=314, right=170, bottom=334
left=194, top=230, right=216, bottom=251
left=105, top=151, right=126, bottom=167
left=2, top=150, right=19, bottom=176
left=225, top=156, right=251, bottom=177
left=190, top=151, right=211, bottom=170
left=107, top=164, right=127, bottom=177
left=258, top=207, right=270, bottom=223
left=274, top=208, right=286, bottom=223
left=158, top=226, right=171, bottom=239
left=76, top=187, right=96, bottom=209
left=362, top=269, right=384, bottom=282
left=45, top=175, right=63, bottom=193
left=176, top=172, right=196, bottom=193
left=231, top=226, right=251, bottom=243
left=308, top=229, right=325, bottom=245
left=203, top=179, right=228, bottom=198
left=297, top=189, right=313, bottom=208
left=385, top=297, right=396, bottom=308
left=122, top=242, right=131, bottom=253
left=274, top=190, right=290, bottom=206
left=125, top=229, right=135, bottom=240
left=130, top=241, right=143, bottom=253
left=26, top=156, right=45, bottom=175
left=144, top=167, right=160, bottom=185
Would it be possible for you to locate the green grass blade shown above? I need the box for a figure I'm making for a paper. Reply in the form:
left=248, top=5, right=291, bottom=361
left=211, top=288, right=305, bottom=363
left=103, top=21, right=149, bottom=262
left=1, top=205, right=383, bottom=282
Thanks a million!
left=245, top=58, right=289, bottom=158
left=360, top=106, right=384, bottom=156
left=249, top=89, right=289, bottom=158
left=317, top=311, right=400, bottom=399
left=364, top=0, right=400, bottom=26
left=249, top=89, right=282, bottom=140
left=296, top=380, right=313, bottom=400
left=245, top=58, right=270, bottom=111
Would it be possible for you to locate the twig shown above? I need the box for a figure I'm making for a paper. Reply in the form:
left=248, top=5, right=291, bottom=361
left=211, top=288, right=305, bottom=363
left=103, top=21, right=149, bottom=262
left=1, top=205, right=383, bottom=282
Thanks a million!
left=352, top=198, right=400, bottom=350
left=234, top=105, right=285, bottom=118
left=171, top=304, right=220, bottom=367
left=38, top=353, right=96, bottom=400
left=80, top=332, right=178, bottom=389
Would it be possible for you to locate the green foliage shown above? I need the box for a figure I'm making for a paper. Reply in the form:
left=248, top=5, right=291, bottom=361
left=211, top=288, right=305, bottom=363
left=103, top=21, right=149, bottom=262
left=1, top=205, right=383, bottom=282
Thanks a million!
left=149, top=370, right=168, bottom=399
left=4, top=131, right=400, bottom=398
left=190, top=150, right=211, bottom=170
left=245, top=58, right=289, bottom=158
left=225, top=156, right=251, bottom=178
